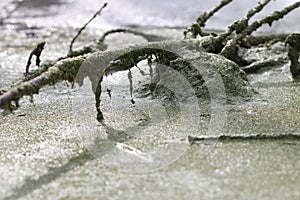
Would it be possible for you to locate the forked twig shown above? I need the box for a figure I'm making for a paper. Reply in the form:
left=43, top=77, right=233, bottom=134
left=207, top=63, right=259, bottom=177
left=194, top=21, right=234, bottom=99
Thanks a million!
left=221, top=1, right=300, bottom=63
left=25, top=41, right=46, bottom=73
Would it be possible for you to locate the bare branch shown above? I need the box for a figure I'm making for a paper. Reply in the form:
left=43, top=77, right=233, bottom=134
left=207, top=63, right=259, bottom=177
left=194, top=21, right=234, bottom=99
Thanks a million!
left=220, top=1, right=300, bottom=64
left=184, top=0, right=233, bottom=38
left=68, top=2, right=107, bottom=55
left=98, top=28, right=168, bottom=45
left=202, top=0, right=273, bottom=54
left=0, top=57, right=85, bottom=109
left=196, top=0, right=233, bottom=27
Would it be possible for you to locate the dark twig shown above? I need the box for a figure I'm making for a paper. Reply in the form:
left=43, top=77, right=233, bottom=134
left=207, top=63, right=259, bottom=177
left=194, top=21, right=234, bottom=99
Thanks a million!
left=201, top=0, right=272, bottom=54
left=68, top=2, right=107, bottom=55
left=285, top=33, right=300, bottom=77
left=184, top=0, right=233, bottom=38
left=221, top=1, right=300, bottom=64
left=237, top=1, right=300, bottom=42
left=25, top=41, right=46, bottom=73
left=189, top=133, right=300, bottom=143
left=196, top=0, right=233, bottom=27
left=217, top=0, right=272, bottom=44
left=98, top=28, right=167, bottom=45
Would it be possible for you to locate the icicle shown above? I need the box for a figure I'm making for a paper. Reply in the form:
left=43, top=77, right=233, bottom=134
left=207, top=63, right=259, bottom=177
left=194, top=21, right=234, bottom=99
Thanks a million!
left=95, top=77, right=104, bottom=122
left=135, top=64, right=147, bottom=76
left=147, top=55, right=153, bottom=83
left=107, top=88, right=112, bottom=100
left=29, top=95, right=34, bottom=104
left=127, top=69, right=135, bottom=104
left=15, top=100, right=19, bottom=108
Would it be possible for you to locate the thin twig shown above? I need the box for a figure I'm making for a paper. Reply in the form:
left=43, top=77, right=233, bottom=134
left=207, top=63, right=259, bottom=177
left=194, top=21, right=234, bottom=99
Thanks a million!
left=68, top=2, right=107, bottom=55
left=203, top=0, right=273, bottom=54
left=239, top=1, right=300, bottom=40
left=196, top=0, right=233, bottom=27
left=233, top=0, right=273, bottom=34
left=184, top=0, right=233, bottom=38
left=25, top=41, right=46, bottom=73
left=221, top=1, right=300, bottom=62
left=98, top=28, right=167, bottom=45
left=188, top=133, right=300, bottom=144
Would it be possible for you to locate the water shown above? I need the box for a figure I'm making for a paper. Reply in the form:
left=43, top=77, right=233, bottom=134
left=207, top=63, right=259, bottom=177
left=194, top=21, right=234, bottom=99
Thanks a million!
left=4, top=0, right=300, bottom=32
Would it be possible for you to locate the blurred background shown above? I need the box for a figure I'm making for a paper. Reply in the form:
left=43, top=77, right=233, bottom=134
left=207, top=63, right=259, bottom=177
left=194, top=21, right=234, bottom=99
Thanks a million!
left=1, top=0, right=300, bottom=33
